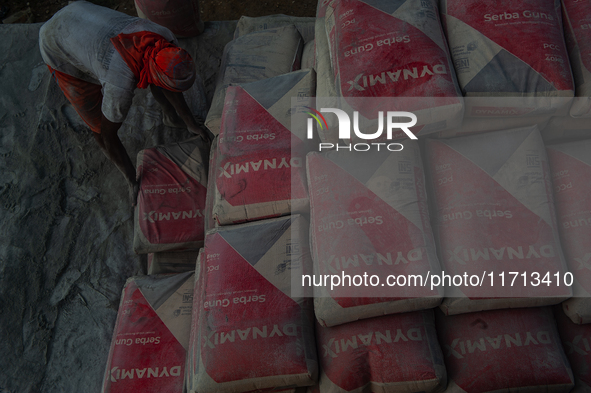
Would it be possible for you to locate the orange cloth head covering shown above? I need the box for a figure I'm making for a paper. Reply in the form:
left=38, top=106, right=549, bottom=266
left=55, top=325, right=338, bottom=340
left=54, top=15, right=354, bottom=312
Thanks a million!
left=110, top=32, right=196, bottom=92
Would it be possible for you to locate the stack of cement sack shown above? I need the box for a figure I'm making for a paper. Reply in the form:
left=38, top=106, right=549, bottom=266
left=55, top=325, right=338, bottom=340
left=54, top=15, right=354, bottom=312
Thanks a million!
left=316, top=0, right=464, bottom=143
left=133, top=136, right=209, bottom=274
left=547, top=139, right=591, bottom=324
left=187, top=17, right=321, bottom=393
left=308, top=143, right=443, bottom=327
left=101, top=271, right=195, bottom=392
left=439, top=0, right=575, bottom=136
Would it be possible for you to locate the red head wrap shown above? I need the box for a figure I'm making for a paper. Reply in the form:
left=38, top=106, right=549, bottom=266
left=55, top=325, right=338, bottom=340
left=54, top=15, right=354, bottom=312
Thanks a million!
left=110, top=32, right=196, bottom=92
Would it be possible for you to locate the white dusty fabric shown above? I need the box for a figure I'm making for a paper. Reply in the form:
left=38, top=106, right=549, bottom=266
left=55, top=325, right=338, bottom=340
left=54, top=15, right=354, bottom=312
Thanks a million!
left=39, top=1, right=178, bottom=123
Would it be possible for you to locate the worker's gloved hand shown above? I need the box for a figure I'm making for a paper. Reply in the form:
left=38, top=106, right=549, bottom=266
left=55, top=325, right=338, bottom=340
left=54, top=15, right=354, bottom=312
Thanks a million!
left=129, top=180, right=140, bottom=207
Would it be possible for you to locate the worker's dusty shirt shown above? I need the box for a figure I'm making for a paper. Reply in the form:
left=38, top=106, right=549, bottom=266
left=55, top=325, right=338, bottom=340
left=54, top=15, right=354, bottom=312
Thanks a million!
left=39, top=1, right=178, bottom=123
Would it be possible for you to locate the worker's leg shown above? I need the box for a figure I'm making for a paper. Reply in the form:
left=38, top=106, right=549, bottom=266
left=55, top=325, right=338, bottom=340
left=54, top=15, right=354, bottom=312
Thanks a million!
left=47, top=65, right=103, bottom=133
left=149, top=85, right=186, bottom=128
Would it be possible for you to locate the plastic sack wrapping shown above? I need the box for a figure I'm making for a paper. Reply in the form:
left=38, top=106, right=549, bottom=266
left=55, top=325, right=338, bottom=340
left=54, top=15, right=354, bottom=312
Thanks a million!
left=101, top=271, right=195, bottom=393
left=133, top=136, right=208, bottom=254
left=440, top=0, right=574, bottom=116
left=323, top=0, right=464, bottom=139
left=308, top=143, right=442, bottom=327
left=425, top=126, right=571, bottom=314
left=436, top=307, right=574, bottom=393
left=547, top=139, right=591, bottom=324
left=188, top=215, right=318, bottom=393
left=205, top=25, right=304, bottom=135
left=316, top=310, right=446, bottom=393
left=212, top=69, right=316, bottom=225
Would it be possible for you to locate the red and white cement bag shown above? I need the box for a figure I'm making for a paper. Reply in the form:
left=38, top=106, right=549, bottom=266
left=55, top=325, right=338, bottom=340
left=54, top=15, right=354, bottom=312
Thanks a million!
left=133, top=137, right=208, bottom=254
left=205, top=25, right=304, bottom=135
left=440, top=0, right=574, bottom=116
left=425, top=126, right=572, bottom=315
left=324, top=0, right=464, bottom=137
left=562, top=0, right=591, bottom=117
left=212, top=69, right=316, bottom=225
left=316, top=310, right=446, bottom=392
left=233, top=15, right=316, bottom=44
left=308, top=143, right=443, bottom=327
left=436, top=307, right=574, bottom=392
left=147, top=250, right=200, bottom=275
left=185, top=250, right=203, bottom=393
left=188, top=215, right=318, bottom=392
left=547, top=139, right=591, bottom=324
left=555, top=306, right=591, bottom=391
left=101, top=271, right=195, bottom=393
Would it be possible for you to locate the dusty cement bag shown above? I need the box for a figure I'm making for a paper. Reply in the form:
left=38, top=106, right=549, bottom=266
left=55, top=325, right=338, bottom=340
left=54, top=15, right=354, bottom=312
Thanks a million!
left=308, top=143, right=443, bottom=327
left=233, top=15, right=316, bottom=44
left=436, top=307, right=574, bottom=392
left=440, top=0, right=574, bottom=116
left=134, top=0, right=204, bottom=37
left=185, top=249, right=203, bottom=393
left=188, top=215, right=318, bottom=393
left=324, top=0, right=463, bottom=137
left=205, top=25, right=304, bottom=135
left=425, top=126, right=572, bottom=315
left=547, top=139, right=591, bottom=324
left=435, top=115, right=552, bottom=138
left=563, top=0, right=591, bottom=117
left=316, top=310, right=446, bottom=393
left=555, top=306, right=591, bottom=392
left=101, top=271, right=195, bottom=393
left=212, top=69, right=316, bottom=225
left=147, top=250, right=200, bottom=275
left=302, top=40, right=315, bottom=70
left=133, top=136, right=208, bottom=254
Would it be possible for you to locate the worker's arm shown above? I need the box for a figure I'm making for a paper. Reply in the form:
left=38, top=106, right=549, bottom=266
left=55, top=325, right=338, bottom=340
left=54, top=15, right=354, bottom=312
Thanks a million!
left=93, top=115, right=139, bottom=206
left=150, top=85, right=211, bottom=142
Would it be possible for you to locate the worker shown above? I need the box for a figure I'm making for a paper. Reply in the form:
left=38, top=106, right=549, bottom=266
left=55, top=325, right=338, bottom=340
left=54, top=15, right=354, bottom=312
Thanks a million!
left=39, top=1, right=210, bottom=206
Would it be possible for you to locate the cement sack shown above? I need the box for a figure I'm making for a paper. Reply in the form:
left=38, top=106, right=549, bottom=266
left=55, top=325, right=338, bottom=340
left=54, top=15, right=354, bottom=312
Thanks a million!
left=302, top=40, right=315, bottom=70
left=233, top=15, right=316, bottom=44
left=101, top=271, right=195, bottom=393
left=440, top=0, right=574, bottom=116
left=436, top=307, right=574, bottom=392
left=562, top=0, right=591, bottom=117
left=308, top=143, right=443, bottom=327
left=547, top=139, right=591, bottom=324
left=204, top=136, right=219, bottom=232
left=147, top=250, right=200, bottom=275
left=205, top=25, right=304, bottom=135
left=555, top=306, right=591, bottom=392
left=133, top=136, right=209, bottom=254
left=425, top=126, right=572, bottom=315
left=324, top=0, right=464, bottom=137
left=316, top=310, right=446, bottom=393
left=188, top=215, right=318, bottom=393
left=314, top=17, right=339, bottom=145
left=541, top=116, right=591, bottom=143
left=212, top=69, right=316, bottom=225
